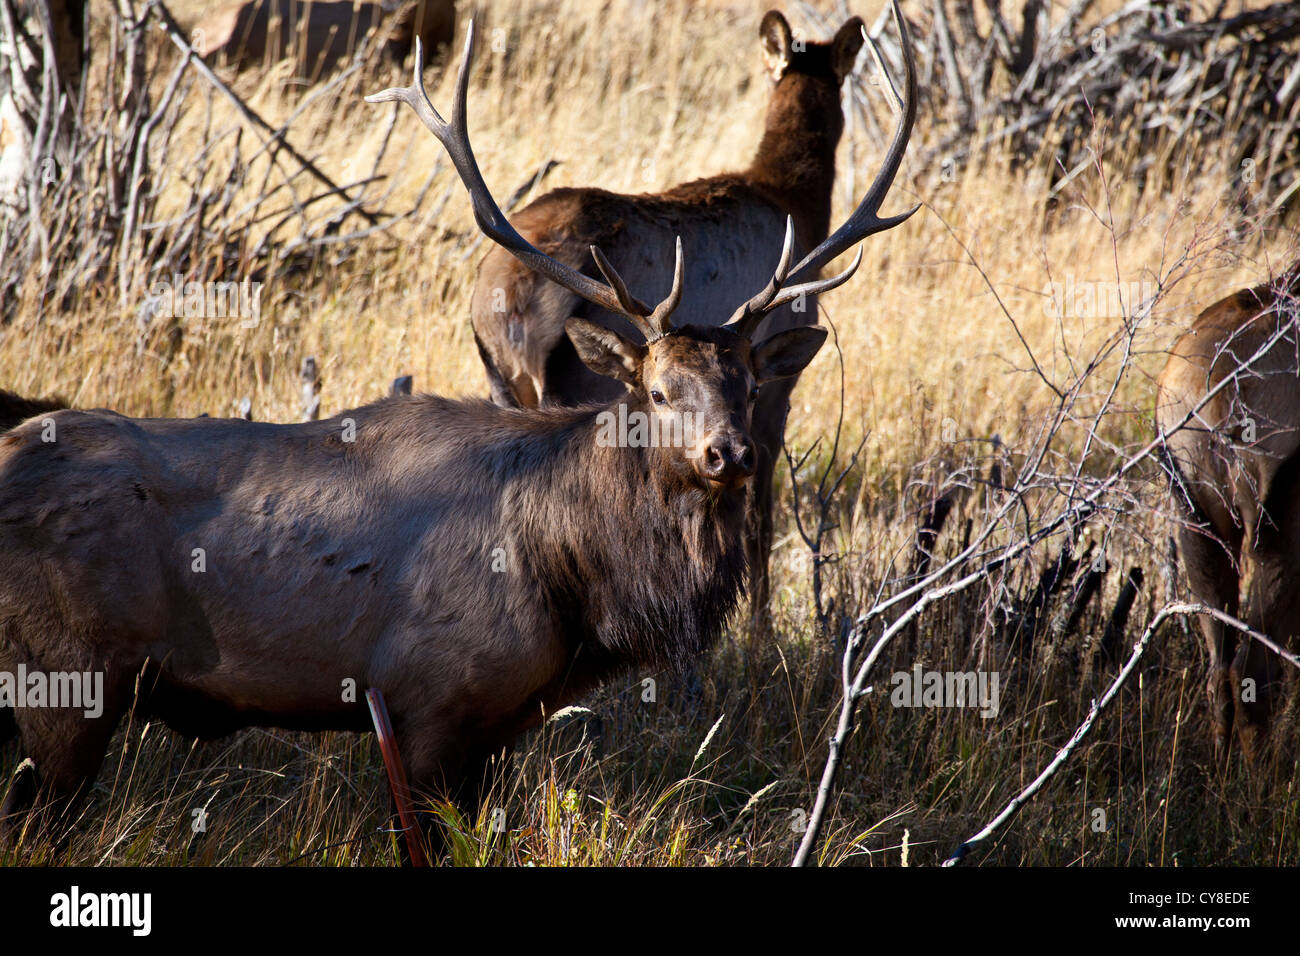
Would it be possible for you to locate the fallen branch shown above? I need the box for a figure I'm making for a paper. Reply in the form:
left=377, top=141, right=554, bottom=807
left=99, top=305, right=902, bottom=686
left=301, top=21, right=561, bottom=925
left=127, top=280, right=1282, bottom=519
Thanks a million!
left=943, top=601, right=1300, bottom=865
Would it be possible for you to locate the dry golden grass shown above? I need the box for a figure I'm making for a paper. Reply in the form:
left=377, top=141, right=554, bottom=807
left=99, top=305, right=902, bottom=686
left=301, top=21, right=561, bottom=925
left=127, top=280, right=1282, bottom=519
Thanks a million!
left=2, top=0, right=1299, bottom=866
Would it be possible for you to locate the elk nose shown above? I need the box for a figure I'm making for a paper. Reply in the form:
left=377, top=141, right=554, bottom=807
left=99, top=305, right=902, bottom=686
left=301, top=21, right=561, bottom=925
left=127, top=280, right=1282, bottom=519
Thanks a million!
left=700, top=436, right=756, bottom=484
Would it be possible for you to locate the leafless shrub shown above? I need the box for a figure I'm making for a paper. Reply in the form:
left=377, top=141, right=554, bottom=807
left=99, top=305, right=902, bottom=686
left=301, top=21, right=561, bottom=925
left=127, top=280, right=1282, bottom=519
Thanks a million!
left=785, top=128, right=1300, bottom=864
left=797, top=0, right=1300, bottom=209
left=0, top=0, right=437, bottom=326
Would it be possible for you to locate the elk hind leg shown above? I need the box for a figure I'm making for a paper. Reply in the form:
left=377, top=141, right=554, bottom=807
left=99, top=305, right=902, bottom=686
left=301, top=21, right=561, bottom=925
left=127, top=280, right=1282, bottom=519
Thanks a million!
left=1176, top=524, right=1241, bottom=766
left=1236, top=449, right=1300, bottom=764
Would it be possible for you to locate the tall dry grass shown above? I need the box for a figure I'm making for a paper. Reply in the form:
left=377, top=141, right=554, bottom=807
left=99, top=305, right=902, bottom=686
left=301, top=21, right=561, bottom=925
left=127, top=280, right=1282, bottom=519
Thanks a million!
left=1, top=0, right=1298, bottom=866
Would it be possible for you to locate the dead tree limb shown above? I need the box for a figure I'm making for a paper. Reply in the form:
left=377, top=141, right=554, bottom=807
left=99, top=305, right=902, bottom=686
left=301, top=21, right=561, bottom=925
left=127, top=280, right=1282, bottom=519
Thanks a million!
left=145, top=0, right=380, bottom=226
left=944, top=601, right=1300, bottom=865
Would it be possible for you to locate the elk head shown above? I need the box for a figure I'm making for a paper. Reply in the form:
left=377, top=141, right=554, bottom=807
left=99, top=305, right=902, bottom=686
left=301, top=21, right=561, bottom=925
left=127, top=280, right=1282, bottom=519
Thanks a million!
left=566, top=254, right=829, bottom=490
left=760, top=9, right=865, bottom=84
left=757, top=8, right=865, bottom=155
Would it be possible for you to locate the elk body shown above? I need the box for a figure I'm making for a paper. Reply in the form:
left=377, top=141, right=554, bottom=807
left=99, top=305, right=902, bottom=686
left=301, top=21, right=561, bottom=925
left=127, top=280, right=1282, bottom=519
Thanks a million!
left=194, top=0, right=455, bottom=76
left=469, top=3, right=917, bottom=622
left=0, top=26, right=853, bottom=844
left=1157, top=261, right=1300, bottom=763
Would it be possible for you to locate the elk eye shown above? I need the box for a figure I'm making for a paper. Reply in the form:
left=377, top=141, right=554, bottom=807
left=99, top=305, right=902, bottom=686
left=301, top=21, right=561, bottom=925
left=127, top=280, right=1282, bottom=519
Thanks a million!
left=650, top=389, right=668, bottom=406
left=748, top=385, right=760, bottom=402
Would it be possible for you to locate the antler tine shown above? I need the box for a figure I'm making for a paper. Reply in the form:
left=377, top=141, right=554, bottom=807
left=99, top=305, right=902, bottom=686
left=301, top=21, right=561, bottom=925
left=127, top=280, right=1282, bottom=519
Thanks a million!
left=724, top=217, right=796, bottom=338
left=365, top=24, right=654, bottom=321
left=863, top=29, right=903, bottom=117
left=591, top=239, right=685, bottom=342
left=363, top=37, right=441, bottom=134
left=647, top=238, right=686, bottom=336
left=759, top=245, right=863, bottom=314
left=784, top=0, right=919, bottom=286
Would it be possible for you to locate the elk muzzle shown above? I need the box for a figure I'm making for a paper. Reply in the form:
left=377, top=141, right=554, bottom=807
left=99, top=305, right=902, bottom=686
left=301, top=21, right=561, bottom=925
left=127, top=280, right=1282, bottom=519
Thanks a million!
left=696, top=431, right=756, bottom=488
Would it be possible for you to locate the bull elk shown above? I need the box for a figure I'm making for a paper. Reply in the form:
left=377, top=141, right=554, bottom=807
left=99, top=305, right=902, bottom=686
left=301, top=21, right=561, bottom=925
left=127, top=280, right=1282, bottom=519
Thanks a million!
left=468, top=1, right=918, bottom=624
left=0, top=22, right=883, bottom=850
left=1157, top=260, right=1300, bottom=764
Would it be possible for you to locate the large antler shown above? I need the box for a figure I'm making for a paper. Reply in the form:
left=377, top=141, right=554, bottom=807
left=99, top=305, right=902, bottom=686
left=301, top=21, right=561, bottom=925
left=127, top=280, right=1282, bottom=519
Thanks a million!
left=725, top=0, right=918, bottom=339
left=725, top=216, right=864, bottom=337
left=366, top=24, right=684, bottom=343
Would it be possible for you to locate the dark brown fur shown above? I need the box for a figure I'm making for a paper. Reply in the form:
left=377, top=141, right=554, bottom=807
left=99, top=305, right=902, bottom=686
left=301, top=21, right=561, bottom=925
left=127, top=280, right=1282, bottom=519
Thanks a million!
left=0, top=389, right=65, bottom=431
left=1157, top=261, right=1300, bottom=764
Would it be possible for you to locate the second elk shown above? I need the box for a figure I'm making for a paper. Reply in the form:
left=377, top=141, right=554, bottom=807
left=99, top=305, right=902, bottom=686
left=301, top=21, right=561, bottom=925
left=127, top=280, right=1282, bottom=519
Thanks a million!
left=1158, top=261, right=1300, bottom=765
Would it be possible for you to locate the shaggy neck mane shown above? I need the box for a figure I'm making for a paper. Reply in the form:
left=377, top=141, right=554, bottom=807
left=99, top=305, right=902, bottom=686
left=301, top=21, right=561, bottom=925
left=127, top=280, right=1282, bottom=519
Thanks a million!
left=507, top=395, right=749, bottom=682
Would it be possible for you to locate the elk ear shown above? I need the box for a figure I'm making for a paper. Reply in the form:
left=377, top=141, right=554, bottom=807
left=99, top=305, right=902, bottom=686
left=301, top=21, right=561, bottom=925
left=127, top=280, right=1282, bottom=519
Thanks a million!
left=832, top=17, right=866, bottom=81
left=752, top=325, right=827, bottom=382
left=566, top=318, right=647, bottom=388
left=760, top=11, right=793, bottom=80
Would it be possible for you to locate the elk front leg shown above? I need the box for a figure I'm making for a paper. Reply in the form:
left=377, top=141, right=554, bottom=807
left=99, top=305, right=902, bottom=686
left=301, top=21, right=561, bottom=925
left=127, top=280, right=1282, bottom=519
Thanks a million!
left=747, top=377, right=796, bottom=636
left=1234, top=449, right=1300, bottom=766
left=1177, top=524, right=1241, bottom=767
left=1229, top=632, right=1277, bottom=766
left=0, top=659, right=129, bottom=850
left=1236, top=550, right=1299, bottom=766
left=390, top=721, right=509, bottom=865
left=746, top=456, right=776, bottom=634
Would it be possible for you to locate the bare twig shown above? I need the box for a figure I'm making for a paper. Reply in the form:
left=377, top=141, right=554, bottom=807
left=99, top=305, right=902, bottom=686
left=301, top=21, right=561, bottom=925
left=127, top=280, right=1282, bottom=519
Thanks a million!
left=944, top=601, right=1300, bottom=865
left=145, top=0, right=380, bottom=226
